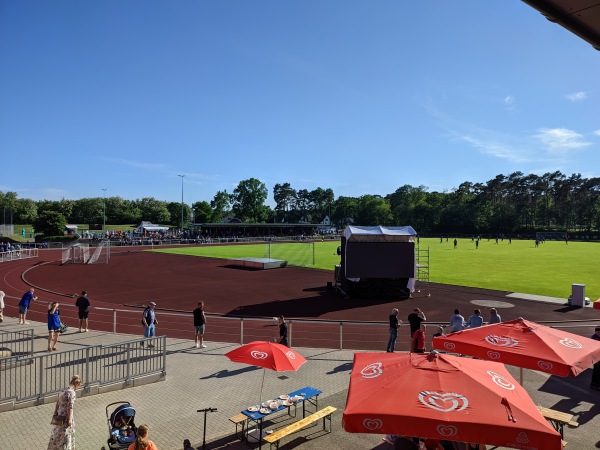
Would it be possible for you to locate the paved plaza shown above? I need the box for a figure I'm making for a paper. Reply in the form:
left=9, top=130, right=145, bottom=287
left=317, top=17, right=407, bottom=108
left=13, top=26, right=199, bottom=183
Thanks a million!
left=0, top=316, right=599, bottom=450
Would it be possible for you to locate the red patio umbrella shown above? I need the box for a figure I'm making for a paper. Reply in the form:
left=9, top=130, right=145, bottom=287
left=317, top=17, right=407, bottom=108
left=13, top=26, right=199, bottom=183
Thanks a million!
left=225, top=341, right=307, bottom=406
left=343, top=352, right=562, bottom=449
left=432, top=318, right=600, bottom=377
left=224, top=340, right=307, bottom=371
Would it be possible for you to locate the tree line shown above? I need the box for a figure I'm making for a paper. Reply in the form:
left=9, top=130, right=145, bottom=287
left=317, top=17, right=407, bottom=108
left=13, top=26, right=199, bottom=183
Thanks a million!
left=1, top=171, right=599, bottom=234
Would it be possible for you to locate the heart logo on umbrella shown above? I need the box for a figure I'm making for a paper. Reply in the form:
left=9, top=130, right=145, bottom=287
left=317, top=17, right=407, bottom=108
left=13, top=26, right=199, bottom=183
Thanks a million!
left=537, top=360, right=553, bottom=371
left=444, top=342, right=456, bottom=351
left=436, top=424, right=458, bottom=437
left=485, top=335, right=519, bottom=347
left=418, top=391, right=468, bottom=412
left=516, top=431, right=529, bottom=443
left=361, top=362, right=383, bottom=379
left=559, top=338, right=583, bottom=349
left=486, top=370, right=515, bottom=390
left=286, top=351, right=296, bottom=359
left=251, top=351, right=268, bottom=359
left=487, top=351, right=501, bottom=360
left=362, top=418, right=383, bottom=431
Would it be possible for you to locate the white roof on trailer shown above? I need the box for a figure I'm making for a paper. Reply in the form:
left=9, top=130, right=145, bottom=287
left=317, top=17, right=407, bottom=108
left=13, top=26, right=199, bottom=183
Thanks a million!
left=344, top=225, right=417, bottom=241
left=142, top=226, right=169, bottom=231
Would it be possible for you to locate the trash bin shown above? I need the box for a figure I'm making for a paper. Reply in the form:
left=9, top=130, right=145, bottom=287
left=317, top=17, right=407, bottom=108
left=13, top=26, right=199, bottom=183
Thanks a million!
left=571, top=284, right=585, bottom=307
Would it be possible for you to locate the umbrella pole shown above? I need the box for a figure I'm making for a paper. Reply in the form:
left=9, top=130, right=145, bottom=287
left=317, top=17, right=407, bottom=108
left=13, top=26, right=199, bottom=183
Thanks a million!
left=259, top=368, right=266, bottom=405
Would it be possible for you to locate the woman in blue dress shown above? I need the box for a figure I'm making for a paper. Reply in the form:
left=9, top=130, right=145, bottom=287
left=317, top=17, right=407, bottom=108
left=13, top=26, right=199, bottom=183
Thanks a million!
left=48, top=302, right=61, bottom=351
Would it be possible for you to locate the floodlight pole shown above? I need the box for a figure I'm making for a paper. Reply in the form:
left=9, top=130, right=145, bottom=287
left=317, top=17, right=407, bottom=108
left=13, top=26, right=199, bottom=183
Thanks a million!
left=102, top=188, right=107, bottom=231
left=178, top=174, right=185, bottom=232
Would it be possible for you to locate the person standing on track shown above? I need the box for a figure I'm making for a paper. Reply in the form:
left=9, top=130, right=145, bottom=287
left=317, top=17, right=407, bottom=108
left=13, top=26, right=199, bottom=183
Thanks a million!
left=18, top=287, right=37, bottom=324
left=193, top=301, right=207, bottom=348
left=75, top=291, right=90, bottom=332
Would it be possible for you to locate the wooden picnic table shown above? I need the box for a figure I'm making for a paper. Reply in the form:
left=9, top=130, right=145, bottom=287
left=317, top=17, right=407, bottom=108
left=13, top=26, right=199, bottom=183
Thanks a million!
left=537, top=406, right=579, bottom=439
left=241, top=386, right=322, bottom=449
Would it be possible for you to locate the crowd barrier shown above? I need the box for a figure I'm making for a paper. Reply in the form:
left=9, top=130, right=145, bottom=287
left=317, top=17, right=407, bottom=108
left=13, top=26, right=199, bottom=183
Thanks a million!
left=0, top=335, right=166, bottom=411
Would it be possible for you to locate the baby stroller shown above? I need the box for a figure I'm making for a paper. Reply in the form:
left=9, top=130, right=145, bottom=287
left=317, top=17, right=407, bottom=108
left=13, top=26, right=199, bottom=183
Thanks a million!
left=106, top=401, right=138, bottom=449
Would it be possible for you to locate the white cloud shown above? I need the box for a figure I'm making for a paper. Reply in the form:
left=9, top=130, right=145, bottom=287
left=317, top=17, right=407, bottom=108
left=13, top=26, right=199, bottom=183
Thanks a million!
left=424, top=102, right=593, bottom=166
left=102, top=158, right=168, bottom=171
left=504, top=95, right=515, bottom=105
left=458, top=134, right=529, bottom=163
left=534, top=128, right=591, bottom=156
left=565, top=91, right=587, bottom=102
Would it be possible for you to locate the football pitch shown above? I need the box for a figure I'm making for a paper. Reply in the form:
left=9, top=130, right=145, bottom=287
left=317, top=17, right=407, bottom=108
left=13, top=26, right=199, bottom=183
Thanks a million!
left=151, top=238, right=599, bottom=300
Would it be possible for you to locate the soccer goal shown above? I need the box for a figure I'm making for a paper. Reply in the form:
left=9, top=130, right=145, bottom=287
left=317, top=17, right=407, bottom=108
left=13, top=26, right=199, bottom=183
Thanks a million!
left=61, top=243, right=90, bottom=264
left=87, top=239, right=110, bottom=264
left=264, top=242, right=315, bottom=267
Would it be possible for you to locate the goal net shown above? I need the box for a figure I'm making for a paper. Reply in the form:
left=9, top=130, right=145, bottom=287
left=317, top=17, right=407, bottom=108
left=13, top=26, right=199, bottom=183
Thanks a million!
left=61, top=243, right=90, bottom=264
left=87, top=239, right=110, bottom=264
left=264, top=242, right=315, bottom=267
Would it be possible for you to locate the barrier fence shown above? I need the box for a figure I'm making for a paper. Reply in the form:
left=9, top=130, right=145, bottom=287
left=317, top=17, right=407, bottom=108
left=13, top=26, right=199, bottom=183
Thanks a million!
left=79, top=307, right=596, bottom=353
left=0, top=329, right=34, bottom=357
left=75, top=306, right=428, bottom=352
left=0, top=336, right=166, bottom=408
left=0, top=247, right=39, bottom=263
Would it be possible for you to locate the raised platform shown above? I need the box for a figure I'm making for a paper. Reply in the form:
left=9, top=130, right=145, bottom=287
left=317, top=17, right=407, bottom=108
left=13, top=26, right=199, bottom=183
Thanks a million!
left=226, top=257, right=287, bottom=270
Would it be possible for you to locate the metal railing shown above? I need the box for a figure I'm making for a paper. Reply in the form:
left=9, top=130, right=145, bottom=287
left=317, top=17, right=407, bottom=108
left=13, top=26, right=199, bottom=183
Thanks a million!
left=0, top=247, right=39, bottom=263
left=91, top=306, right=396, bottom=351
left=0, top=329, right=34, bottom=357
left=0, top=336, right=166, bottom=406
left=85, top=307, right=596, bottom=353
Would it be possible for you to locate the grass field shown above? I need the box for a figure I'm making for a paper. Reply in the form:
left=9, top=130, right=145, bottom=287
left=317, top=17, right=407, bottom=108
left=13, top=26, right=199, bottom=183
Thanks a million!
left=151, top=238, right=599, bottom=300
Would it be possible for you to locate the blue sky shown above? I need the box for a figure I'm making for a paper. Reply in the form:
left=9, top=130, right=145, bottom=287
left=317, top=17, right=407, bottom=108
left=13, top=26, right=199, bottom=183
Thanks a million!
left=2, top=1, right=599, bottom=207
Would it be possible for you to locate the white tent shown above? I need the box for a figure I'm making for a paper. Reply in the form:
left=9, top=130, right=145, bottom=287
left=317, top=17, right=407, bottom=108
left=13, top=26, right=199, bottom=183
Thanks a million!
left=343, top=225, right=416, bottom=242
left=136, top=221, right=169, bottom=233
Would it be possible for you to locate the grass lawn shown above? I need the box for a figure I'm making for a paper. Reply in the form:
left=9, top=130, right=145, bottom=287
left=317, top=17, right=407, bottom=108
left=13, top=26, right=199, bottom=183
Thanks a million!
left=151, top=237, right=599, bottom=300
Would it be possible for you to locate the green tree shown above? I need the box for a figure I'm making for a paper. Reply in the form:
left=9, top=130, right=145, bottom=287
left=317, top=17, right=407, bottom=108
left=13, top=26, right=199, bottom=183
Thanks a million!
left=309, top=187, right=335, bottom=223
left=105, top=197, right=141, bottom=224
left=137, top=198, right=171, bottom=224
left=294, top=189, right=311, bottom=222
left=32, top=211, right=67, bottom=236
left=192, top=201, right=213, bottom=223
left=71, top=198, right=104, bottom=224
left=331, top=196, right=359, bottom=226
left=0, top=191, right=18, bottom=223
left=356, top=195, right=393, bottom=225
left=231, top=178, right=268, bottom=222
left=166, top=201, right=192, bottom=227
left=273, top=183, right=296, bottom=222
left=13, top=198, right=38, bottom=223
left=210, top=190, right=231, bottom=222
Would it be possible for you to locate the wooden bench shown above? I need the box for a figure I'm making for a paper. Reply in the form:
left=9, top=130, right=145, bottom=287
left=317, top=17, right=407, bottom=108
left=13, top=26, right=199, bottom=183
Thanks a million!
left=537, top=406, right=579, bottom=439
left=229, top=413, right=248, bottom=441
left=263, top=406, right=337, bottom=449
